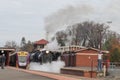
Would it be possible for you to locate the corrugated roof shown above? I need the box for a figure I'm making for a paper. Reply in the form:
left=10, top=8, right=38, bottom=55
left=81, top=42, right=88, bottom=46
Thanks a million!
left=0, top=47, right=15, bottom=51
left=34, top=39, right=48, bottom=45
left=76, top=47, right=109, bottom=54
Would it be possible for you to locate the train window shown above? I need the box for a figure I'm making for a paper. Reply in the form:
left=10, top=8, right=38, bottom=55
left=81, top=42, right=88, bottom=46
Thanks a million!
left=18, top=56, right=26, bottom=63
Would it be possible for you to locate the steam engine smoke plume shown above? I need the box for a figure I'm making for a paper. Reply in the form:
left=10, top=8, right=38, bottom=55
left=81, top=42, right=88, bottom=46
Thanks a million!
left=44, top=5, right=94, bottom=40
left=45, top=1, right=120, bottom=39
left=29, top=58, right=65, bottom=73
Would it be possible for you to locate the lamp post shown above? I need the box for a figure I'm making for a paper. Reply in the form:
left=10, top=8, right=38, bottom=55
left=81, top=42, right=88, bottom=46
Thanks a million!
left=105, top=21, right=112, bottom=75
left=99, top=29, right=103, bottom=51
left=97, top=28, right=103, bottom=72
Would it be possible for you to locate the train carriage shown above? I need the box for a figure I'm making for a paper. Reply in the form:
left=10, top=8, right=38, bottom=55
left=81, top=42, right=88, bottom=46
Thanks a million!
left=9, top=51, right=30, bottom=69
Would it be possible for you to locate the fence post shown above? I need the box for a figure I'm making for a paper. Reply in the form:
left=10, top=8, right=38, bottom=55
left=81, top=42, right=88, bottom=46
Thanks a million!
left=112, top=62, right=113, bottom=70
left=103, top=65, right=106, bottom=77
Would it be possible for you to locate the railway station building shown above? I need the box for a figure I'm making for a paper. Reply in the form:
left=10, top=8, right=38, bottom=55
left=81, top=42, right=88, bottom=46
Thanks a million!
left=0, top=47, right=15, bottom=66
left=76, top=48, right=109, bottom=67
left=34, top=39, right=48, bottom=50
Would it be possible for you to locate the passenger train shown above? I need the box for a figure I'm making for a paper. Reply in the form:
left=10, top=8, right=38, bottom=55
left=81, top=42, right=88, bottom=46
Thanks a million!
left=9, top=51, right=30, bottom=69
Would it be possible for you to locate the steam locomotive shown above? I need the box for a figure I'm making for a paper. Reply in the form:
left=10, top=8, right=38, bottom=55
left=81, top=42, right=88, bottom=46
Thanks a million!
left=30, top=50, right=61, bottom=64
left=30, top=49, right=76, bottom=67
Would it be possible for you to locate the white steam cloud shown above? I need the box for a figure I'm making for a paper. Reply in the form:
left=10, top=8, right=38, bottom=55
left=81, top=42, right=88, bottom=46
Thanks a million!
left=29, top=58, right=65, bottom=73
left=45, top=38, right=60, bottom=51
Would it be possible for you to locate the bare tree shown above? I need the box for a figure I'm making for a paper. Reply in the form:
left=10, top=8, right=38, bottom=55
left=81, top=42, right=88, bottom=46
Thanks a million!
left=73, top=21, right=109, bottom=49
left=55, top=21, right=109, bottom=49
left=4, top=41, right=17, bottom=49
left=24, top=40, right=34, bottom=52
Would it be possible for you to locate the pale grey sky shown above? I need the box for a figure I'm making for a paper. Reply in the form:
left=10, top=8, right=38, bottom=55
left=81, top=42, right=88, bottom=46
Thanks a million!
left=0, top=0, right=120, bottom=46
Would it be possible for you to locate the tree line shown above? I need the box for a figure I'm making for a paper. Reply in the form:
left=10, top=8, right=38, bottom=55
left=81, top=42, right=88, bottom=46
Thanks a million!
left=55, top=21, right=120, bottom=62
left=4, top=37, right=34, bottom=52
left=4, top=21, right=120, bottom=62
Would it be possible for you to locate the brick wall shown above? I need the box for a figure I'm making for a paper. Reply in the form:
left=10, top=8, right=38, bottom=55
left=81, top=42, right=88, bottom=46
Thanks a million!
left=76, top=49, right=99, bottom=67
left=76, top=54, right=98, bottom=67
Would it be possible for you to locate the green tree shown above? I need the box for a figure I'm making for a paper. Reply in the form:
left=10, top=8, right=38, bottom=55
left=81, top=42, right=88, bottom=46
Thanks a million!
left=55, top=31, right=67, bottom=46
left=110, top=48, right=120, bottom=62
left=21, top=37, right=26, bottom=47
left=103, top=32, right=120, bottom=62
left=102, top=37, right=112, bottom=51
left=20, top=37, right=26, bottom=51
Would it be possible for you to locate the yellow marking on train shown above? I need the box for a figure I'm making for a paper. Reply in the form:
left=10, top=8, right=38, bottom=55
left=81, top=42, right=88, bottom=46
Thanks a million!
left=18, top=52, right=28, bottom=56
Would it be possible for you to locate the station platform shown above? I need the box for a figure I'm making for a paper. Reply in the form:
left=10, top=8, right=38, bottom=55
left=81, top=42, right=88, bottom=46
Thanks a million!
left=61, top=67, right=97, bottom=78
left=0, top=66, right=107, bottom=80
left=0, top=67, right=81, bottom=80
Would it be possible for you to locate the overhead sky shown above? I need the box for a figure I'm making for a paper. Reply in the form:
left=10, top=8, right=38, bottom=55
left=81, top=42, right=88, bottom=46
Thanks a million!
left=0, top=0, right=120, bottom=46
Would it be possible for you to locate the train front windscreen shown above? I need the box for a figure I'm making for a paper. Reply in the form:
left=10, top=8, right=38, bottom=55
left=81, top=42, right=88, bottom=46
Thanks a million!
left=18, top=52, right=29, bottom=66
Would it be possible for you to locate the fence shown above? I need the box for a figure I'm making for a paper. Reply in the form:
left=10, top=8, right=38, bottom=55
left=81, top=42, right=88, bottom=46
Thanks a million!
left=107, top=62, right=120, bottom=77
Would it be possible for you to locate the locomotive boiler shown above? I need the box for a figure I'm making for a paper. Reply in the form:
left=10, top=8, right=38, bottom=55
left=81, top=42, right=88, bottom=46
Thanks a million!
left=30, top=50, right=61, bottom=64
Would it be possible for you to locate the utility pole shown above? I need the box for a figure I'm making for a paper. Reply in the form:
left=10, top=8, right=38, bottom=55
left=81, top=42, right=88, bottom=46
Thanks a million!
left=99, top=29, right=103, bottom=51
left=46, top=31, right=49, bottom=50
left=46, top=31, right=49, bottom=41
left=97, top=28, right=103, bottom=50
